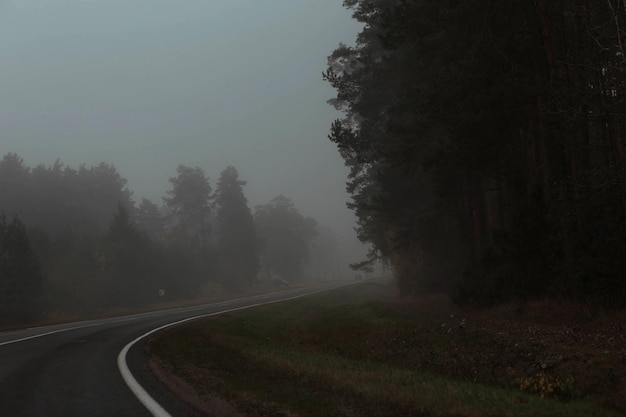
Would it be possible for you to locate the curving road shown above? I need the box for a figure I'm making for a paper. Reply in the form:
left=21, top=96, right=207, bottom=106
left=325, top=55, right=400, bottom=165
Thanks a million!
left=0, top=285, right=337, bottom=417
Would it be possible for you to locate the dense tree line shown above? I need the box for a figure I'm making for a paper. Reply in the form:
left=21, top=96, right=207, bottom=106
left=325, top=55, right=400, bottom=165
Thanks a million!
left=255, top=195, right=318, bottom=282
left=0, top=154, right=329, bottom=323
left=0, top=215, right=44, bottom=325
left=327, top=0, right=626, bottom=306
left=0, top=153, right=132, bottom=235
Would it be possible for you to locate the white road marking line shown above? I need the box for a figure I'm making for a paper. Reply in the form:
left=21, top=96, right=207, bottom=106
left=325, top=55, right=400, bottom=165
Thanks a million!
left=0, top=323, right=97, bottom=347
left=0, top=313, right=160, bottom=347
left=0, top=289, right=299, bottom=347
left=0, top=285, right=346, bottom=349
left=117, top=303, right=267, bottom=417
left=0, top=297, right=244, bottom=347
left=118, top=285, right=345, bottom=417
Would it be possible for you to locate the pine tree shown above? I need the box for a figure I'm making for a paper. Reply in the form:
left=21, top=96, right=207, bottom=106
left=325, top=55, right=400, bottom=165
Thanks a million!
left=214, top=166, right=258, bottom=290
left=163, top=165, right=212, bottom=249
left=0, top=214, right=44, bottom=324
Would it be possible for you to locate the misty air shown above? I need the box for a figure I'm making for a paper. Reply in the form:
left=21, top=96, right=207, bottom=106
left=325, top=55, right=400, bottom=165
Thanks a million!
left=1, top=1, right=625, bottom=416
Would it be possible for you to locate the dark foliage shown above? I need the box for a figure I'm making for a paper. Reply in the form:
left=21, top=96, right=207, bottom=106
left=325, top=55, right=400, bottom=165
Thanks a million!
left=0, top=153, right=322, bottom=322
left=0, top=153, right=133, bottom=236
left=328, top=0, right=626, bottom=306
left=214, top=166, right=258, bottom=290
left=163, top=165, right=212, bottom=250
left=254, top=196, right=318, bottom=282
left=0, top=214, right=45, bottom=324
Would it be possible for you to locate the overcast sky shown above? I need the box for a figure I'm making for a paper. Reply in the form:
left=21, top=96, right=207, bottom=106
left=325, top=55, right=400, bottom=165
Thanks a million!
left=0, top=1, right=366, bottom=261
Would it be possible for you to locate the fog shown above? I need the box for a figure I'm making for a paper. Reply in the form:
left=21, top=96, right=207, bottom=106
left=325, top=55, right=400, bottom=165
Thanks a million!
left=0, top=0, right=366, bottom=266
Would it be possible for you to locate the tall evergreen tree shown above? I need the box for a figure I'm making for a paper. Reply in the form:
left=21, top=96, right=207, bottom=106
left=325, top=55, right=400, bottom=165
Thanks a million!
left=327, top=0, right=626, bottom=305
left=0, top=214, right=44, bottom=324
left=214, top=166, right=258, bottom=290
left=136, top=198, right=164, bottom=241
left=163, top=165, right=212, bottom=249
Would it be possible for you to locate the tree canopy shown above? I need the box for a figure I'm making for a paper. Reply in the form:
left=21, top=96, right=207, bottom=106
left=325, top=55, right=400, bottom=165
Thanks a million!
left=0, top=154, right=132, bottom=235
left=255, top=195, right=318, bottom=282
left=0, top=154, right=326, bottom=321
left=136, top=198, right=164, bottom=241
left=0, top=214, right=44, bottom=324
left=163, top=165, right=212, bottom=249
left=327, top=0, right=626, bottom=305
left=214, top=166, right=258, bottom=289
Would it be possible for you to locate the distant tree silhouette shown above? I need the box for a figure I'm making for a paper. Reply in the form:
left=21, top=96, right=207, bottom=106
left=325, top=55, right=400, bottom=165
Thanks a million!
left=254, top=196, right=317, bottom=282
left=0, top=154, right=133, bottom=235
left=308, top=225, right=340, bottom=281
left=163, top=165, right=212, bottom=249
left=214, top=166, right=258, bottom=290
left=0, top=153, right=31, bottom=222
left=136, top=198, right=164, bottom=241
left=0, top=214, right=44, bottom=324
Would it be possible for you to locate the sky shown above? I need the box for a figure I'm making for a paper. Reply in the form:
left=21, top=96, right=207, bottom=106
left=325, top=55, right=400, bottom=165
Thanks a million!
left=0, top=0, right=367, bottom=264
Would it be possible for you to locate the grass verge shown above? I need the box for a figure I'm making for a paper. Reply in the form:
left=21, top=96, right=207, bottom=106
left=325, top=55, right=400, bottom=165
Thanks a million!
left=147, top=282, right=626, bottom=417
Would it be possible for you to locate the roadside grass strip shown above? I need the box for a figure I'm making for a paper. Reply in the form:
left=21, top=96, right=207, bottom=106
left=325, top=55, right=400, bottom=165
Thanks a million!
left=150, top=284, right=623, bottom=417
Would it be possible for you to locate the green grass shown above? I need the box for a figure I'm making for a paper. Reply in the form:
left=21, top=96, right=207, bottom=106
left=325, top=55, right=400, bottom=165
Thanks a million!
left=149, top=283, right=625, bottom=417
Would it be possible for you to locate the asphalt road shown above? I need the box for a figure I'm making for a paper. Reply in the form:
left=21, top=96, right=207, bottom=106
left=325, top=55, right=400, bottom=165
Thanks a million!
left=0, top=285, right=336, bottom=417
